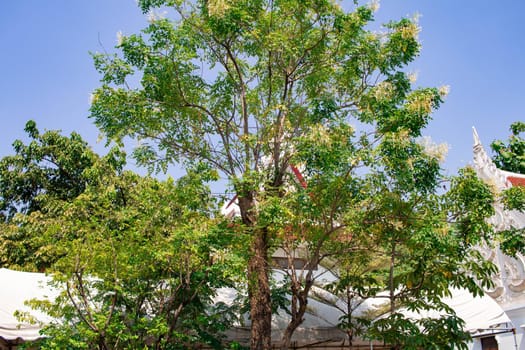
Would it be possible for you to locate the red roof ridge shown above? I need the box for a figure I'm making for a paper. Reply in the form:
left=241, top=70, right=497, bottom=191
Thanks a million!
left=500, top=169, right=525, bottom=187
left=507, top=176, right=525, bottom=187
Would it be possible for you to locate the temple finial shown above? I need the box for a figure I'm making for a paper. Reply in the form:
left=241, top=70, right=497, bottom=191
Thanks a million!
left=472, top=126, right=482, bottom=147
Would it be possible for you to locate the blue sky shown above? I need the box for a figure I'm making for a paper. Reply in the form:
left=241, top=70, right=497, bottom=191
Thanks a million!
left=1, top=1, right=523, bottom=177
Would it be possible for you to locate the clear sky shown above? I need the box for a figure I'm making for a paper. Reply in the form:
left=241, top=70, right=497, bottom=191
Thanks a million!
left=1, top=1, right=523, bottom=177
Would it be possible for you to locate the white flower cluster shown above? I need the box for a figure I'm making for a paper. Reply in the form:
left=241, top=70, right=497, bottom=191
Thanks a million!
left=147, top=9, right=167, bottom=23
left=407, top=71, right=418, bottom=84
left=374, top=81, right=394, bottom=100
left=438, top=85, right=450, bottom=98
left=418, top=136, right=449, bottom=163
left=208, top=0, right=231, bottom=17
left=116, top=31, right=124, bottom=46
left=369, top=0, right=380, bottom=12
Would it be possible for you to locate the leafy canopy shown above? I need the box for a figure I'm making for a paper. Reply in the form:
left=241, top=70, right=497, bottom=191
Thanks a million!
left=86, top=0, right=499, bottom=348
left=29, top=167, right=243, bottom=349
left=0, top=120, right=106, bottom=222
left=490, top=121, right=525, bottom=256
left=491, top=121, right=525, bottom=174
left=0, top=125, right=245, bottom=349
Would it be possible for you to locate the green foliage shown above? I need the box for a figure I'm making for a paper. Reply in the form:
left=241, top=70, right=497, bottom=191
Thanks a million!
left=499, top=186, right=525, bottom=256
left=446, top=168, right=495, bottom=245
left=499, top=227, right=525, bottom=256
left=23, top=167, right=244, bottom=349
left=502, top=185, right=525, bottom=211
left=0, top=121, right=104, bottom=222
left=0, top=123, right=128, bottom=271
left=0, top=126, right=244, bottom=348
left=491, top=121, right=525, bottom=174
left=86, top=0, right=499, bottom=348
left=489, top=121, right=525, bottom=256
left=366, top=313, right=470, bottom=350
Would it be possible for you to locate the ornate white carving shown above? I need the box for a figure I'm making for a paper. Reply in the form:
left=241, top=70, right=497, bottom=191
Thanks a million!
left=472, top=127, right=525, bottom=304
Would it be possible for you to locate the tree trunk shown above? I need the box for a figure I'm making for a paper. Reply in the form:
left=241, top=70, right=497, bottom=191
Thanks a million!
left=279, top=295, right=306, bottom=350
left=248, top=228, right=272, bottom=350
left=279, top=245, right=320, bottom=349
left=280, top=271, right=315, bottom=350
left=238, top=187, right=273, bottom=350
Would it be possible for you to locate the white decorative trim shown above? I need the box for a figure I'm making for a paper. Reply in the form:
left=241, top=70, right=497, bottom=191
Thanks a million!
left=472, top=127, right=525, bottom=305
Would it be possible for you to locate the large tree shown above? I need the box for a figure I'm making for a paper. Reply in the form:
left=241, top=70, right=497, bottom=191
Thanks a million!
left=89, top=1, right=497, bottom=348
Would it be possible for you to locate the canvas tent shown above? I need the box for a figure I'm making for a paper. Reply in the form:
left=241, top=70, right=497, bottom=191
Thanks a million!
left=393, top=288, right=513, bottom=337
left=216, top=282, right=514, bottom=348
left=0, top=271, right=515, bottom=348
left=443, top=288, right=513, bottom=337
left=0, top=268, right=56, bottom=349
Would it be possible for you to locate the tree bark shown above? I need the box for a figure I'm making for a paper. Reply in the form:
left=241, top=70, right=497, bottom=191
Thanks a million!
left=279, top=264, right=318, bottom=350
left=238, top=192, right=272, bottom=350
left=248, top=228, right=272, bottom=350
left=279, top=291, right=307, bottom=350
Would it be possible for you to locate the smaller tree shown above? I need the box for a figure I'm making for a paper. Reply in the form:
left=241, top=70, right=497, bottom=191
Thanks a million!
left=491, top=121, right=525, bottom=174
left=0, top=120, right=98, bottom=222
left=0, top=122, right=111, bottom=271
left=26, top=164, right=245, bottom=349
left=0, top=125, right=245, bottom=349
left=328, top=167, right=497, bottom=350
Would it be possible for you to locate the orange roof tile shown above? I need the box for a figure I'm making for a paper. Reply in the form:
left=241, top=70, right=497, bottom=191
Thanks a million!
left=507, top=176, right=525, bottom=187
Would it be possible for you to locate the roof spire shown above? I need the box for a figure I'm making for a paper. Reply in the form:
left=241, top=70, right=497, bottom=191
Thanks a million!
left=472, top=126, right=482, bottom=147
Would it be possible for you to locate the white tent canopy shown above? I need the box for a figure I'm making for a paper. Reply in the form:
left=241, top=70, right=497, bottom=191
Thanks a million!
left=217, top=284, right=513, bottom=346
left=0, top=268, right=514, bottom=345
left=395, top=288, right=513, bottom=336
left=0, top=268, right=56, bottom=343
left=444, top=288, right=512, bottom=334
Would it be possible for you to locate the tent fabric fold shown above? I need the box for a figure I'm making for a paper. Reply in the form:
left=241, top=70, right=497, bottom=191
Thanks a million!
left=388, top=287, right=513, bottom=338
left=0, top=268, right=514, bottom=343
left=0, top=268, right=56, bottom=341
left=443, top=288, right=512, bottom=334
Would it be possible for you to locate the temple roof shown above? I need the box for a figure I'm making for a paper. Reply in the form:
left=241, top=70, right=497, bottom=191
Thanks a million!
left=473, top=127, right=525, bottom=230
left=472, top=127, right=525, bottom=307
left=473, top=126, right=525, bottom=189
left=505, top=173, right=525, bottom=187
